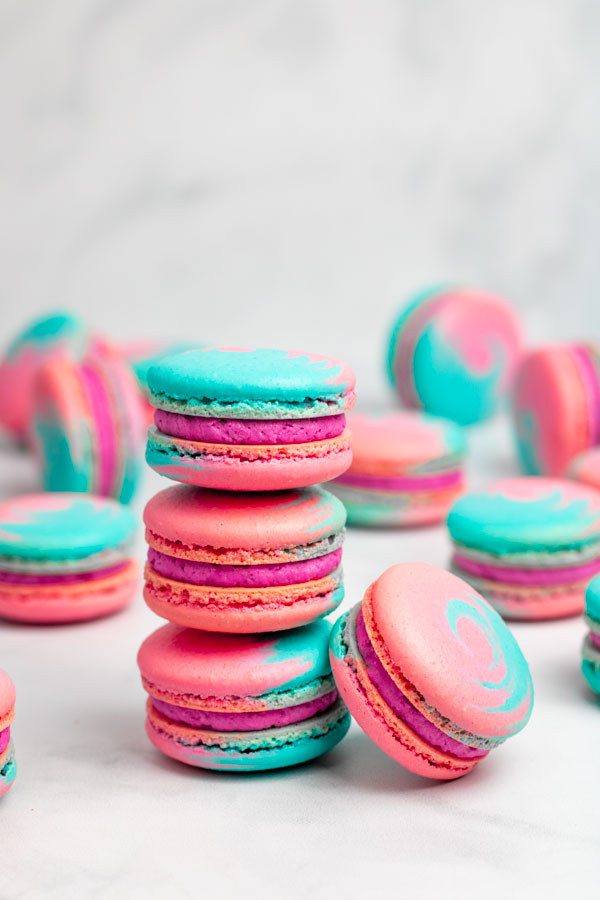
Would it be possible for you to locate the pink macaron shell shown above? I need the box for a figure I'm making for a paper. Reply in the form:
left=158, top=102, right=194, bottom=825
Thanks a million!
left=138, top=623, right=331, bottom=710
left=330, top=647, right=475, bottom=779
left=346, top=411, right=461, bottom=475
left=512, top=346, right=590, bottom=476
left=146, top=427, right=353, bottom=491
left=568, top=447, right=600, bottom=492
left=0, top=671, right=15, bottom=729
left=0, top=560, right=138, bottom=624
left=143, top=565, right=342, bottom=633
left=143, top=484, right=345, bottom=560
left=366, top=563, right=533, bottom=743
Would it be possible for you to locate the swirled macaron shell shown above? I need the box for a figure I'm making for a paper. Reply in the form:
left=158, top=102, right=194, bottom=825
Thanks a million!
left=0, top=743, right=16, bottom=797
left=0, top=493, right=138, bottom=623
left=448, top=477, right=600, bottom=619
left=0, top=670, right=16, bottom=797
left=138, top=621, right=350, bottom=772
left=0, top=311, right=89, bottom=441
left=330, top=563, right=532, bottom=779
left=146, top=347, right=355, bottom=490
left=143, top=485, right=346, bottom=632
left=511, top=344, right=600, bottom=476
left=31, top=342, right=143, bottom=503
left=328, top=410, right=466, bottom=526
left=387, top=287, right=522, bottom=426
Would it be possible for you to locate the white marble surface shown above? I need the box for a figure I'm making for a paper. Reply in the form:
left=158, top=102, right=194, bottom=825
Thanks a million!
left=1, top=2, right=600, bottom=896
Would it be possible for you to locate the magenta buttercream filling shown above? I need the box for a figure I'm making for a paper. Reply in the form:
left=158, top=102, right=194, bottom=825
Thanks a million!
left=80, top=363, right=117, bottom=495
left=590, top=633, right=600, bottom=650
left=335, top=468, right=463, bottom=492
left=453, top=553, right=600, bottom=586
left=154, top=410, right=346, bottom=444
left=572, top=346, right=600, bottom=446
left=0, top=561, right=129, bottom=585
left=151, top=689, right=338, bottom=731
left=0, top=727, right=10, bottom=754
left=355, top=609, right=487, bottom=759
left=147, top=546, right=342, bottom=587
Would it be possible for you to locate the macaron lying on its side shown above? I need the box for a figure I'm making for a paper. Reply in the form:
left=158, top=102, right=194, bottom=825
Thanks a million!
left=387, top=286, right=522, bottom=426
left=582, top=575, right=600, bottom=695
left=328, top=410, right=466, bottom=526
left=145, top=347, right=356, bottom=490
left=447, top=477, right=600, bottom=620
left=330, top=563, right=533, bottom=780
left=0, top=493, right=138, bottom=623
left=143, top=484, right=346, bottom=632
left=0, top=311, right=89, bottom=443
left=511, top=344, right=600, bottom=476
left=138, top=621, right=351, bottom=772
left=0, top=670, right=16, bottom=797
left=31, top=341, right=144, bottom=503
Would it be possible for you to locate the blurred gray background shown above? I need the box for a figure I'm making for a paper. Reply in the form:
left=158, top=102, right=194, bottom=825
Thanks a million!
left=2, top=0, right=599, bottom=399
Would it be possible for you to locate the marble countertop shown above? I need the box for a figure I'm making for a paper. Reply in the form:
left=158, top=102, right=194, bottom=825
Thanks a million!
left=1, top=419, right=598, bottom=899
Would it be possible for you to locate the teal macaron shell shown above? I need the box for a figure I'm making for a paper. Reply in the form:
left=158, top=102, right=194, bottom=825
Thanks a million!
left=5, top=311, right=86, bottom=359
left=0, top=494, right=136, bottom=563
left=585, top=575, right=600, bottom=625
left=147, top=347, right=356, bottom=418
left=447, top=477, right=600, bottom=555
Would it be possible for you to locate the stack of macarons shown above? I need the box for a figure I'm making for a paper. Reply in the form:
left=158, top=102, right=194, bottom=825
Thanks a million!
left=328, top=410, right=466, bottom=526
left=138, top=346, right=357, bottom=772
left=0, top=670, right=16, bottom=797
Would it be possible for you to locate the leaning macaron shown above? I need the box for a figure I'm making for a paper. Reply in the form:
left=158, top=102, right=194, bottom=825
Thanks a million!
left=330, top=562, right=533, bottom=780
left=138, top=621, right=350, bottom=772
left=387, top=286, right=522, bottom=426
left=146, top=347, right=355, bottom=490
left=328, top=410, right=466, bottom=526
left=31, top=341, right=143, bottom=503
left=448, top=477, right=600, bottom=620
left=582, top=575, right=600, bottom=695
left=511, top=343, right=600, bottom=476
left=0, top=670, right=16, bottom=797
left=0, top=493, right=138, bottom=623
left=0, top=311, right=89, bottom=442
left=143, top=484, right=346, bottom=632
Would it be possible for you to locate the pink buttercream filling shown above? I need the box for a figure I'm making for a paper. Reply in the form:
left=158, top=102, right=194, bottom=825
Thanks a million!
left=590, top=633, right=600, bottom=650
left=80, top=363, right=117, bottom=495
left=154, top=410, right=346, bottom=444
left=147, top=546, right=342, bottom=587
left=355, top=609, right=487, bottom=759
left=0, top=727, right=9, bottom=755
left=453, top=553, right=600, bottom=586
left=0, top=561, right=129, bottom=585
left=335, top=469, right=463, bottom=492
left=151, top=689, right=338, bottom=731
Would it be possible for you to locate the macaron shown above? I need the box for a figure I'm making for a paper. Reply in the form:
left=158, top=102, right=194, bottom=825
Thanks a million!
left=146, top=347, right=355, bottom=491
left=0, top=670, right=16, bottom=797
left=447, top=477, right=600, bottom=620
left=31, top=341, right=143, bottom=502
left=143, top=484, right=346, bottom=632
left=0, top=311, right=89, bottom=442
left=511, top=343, right=600, bottom=476
left=0, top=493, right=138, bottom=623
left=330, top=562, right=533, bottom=780
left=582, top=575, right=600, bottom=695
left=138, top=620, right=350, bottom=772
left=328, top=410, right=466, bottom=526
left=567, top=446, right=600, bottom=492
left=386, top=286, right=522, bottom=426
